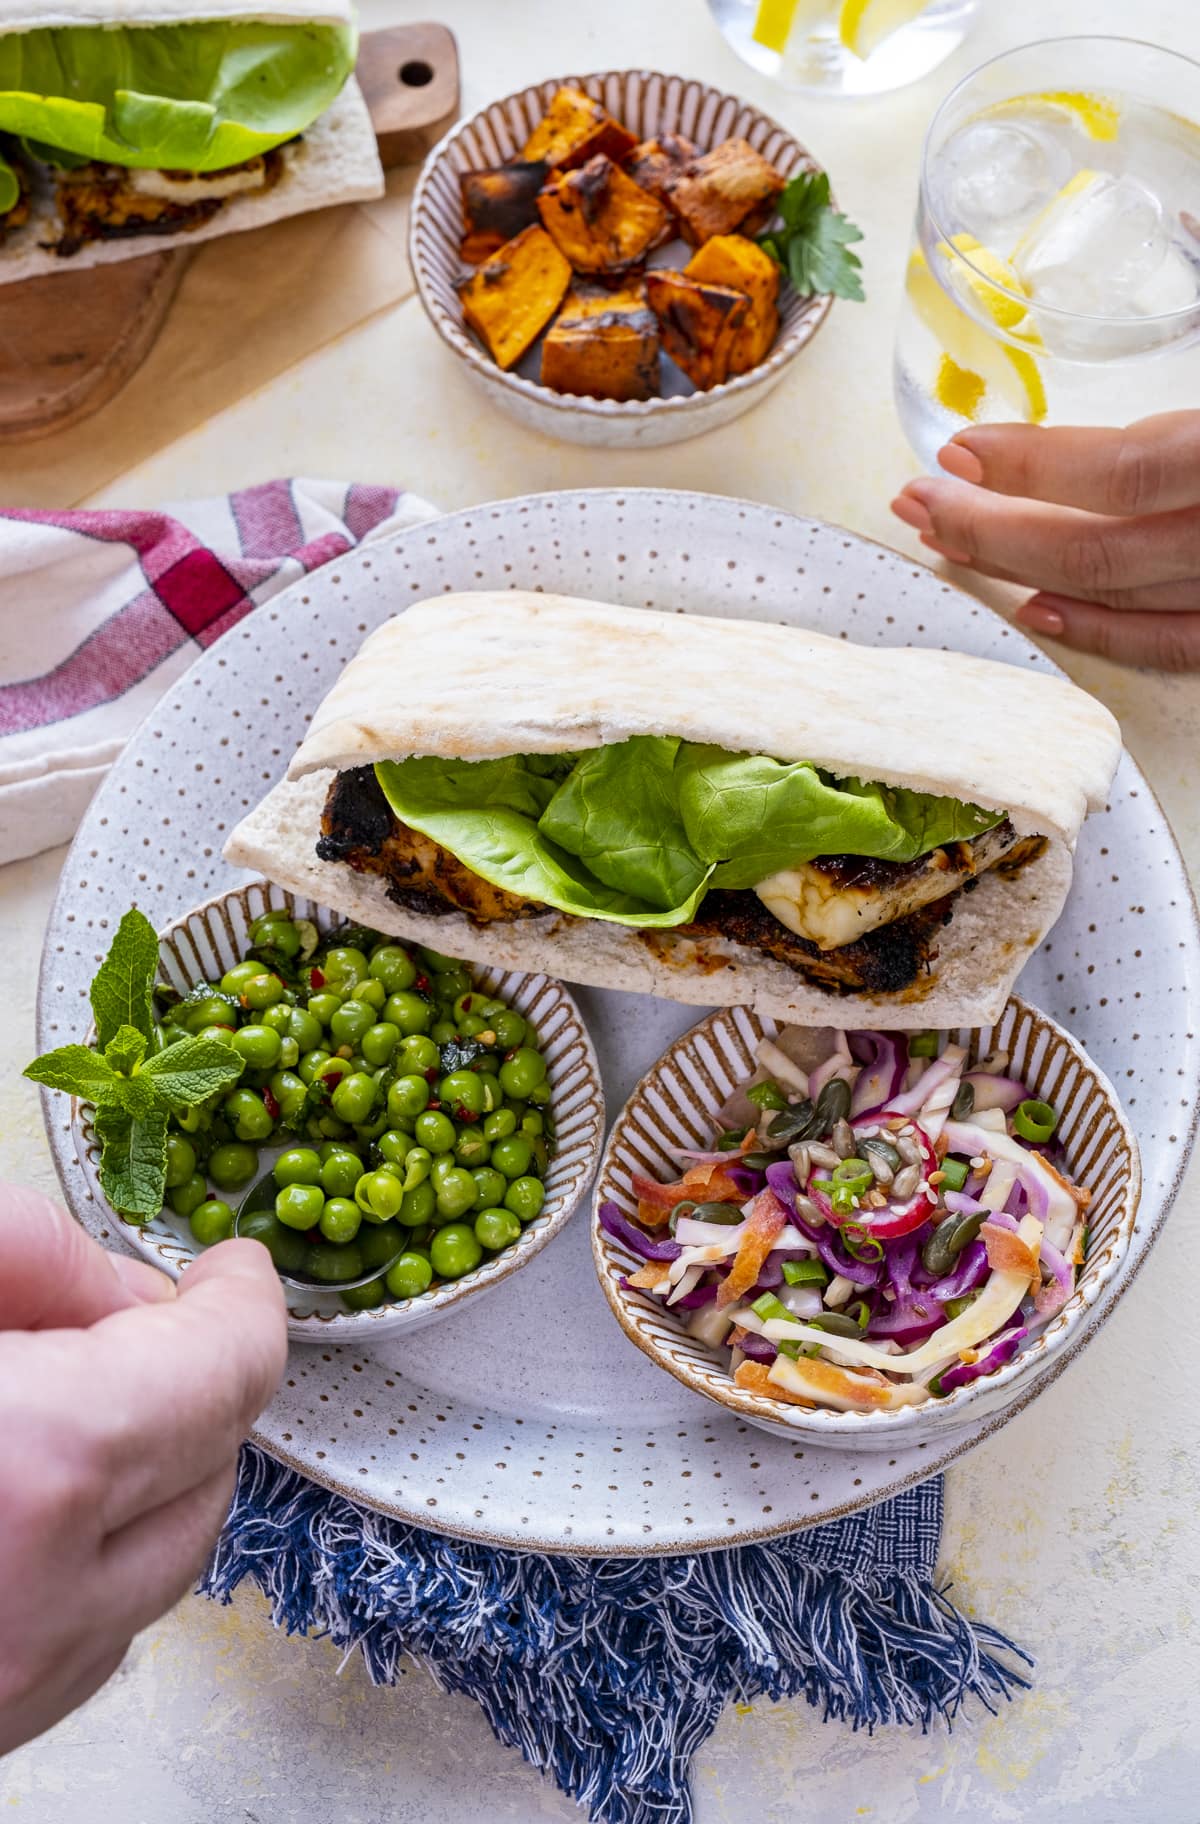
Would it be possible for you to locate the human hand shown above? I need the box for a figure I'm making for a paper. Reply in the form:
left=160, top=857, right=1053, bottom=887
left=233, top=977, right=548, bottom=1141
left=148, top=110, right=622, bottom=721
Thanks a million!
left=890, top=410, right=1200, bottom=669
left=0, top=1184, right=287, bottom=1753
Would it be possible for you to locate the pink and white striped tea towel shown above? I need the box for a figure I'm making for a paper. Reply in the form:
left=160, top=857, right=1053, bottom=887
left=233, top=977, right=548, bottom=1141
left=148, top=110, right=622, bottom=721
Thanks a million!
left=0, top=479, right=437, bottom=867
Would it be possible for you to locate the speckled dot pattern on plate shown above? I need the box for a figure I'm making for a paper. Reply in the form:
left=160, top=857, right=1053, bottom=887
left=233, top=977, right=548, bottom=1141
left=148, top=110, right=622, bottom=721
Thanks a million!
left=36, top=489, right=1200, bottom=1555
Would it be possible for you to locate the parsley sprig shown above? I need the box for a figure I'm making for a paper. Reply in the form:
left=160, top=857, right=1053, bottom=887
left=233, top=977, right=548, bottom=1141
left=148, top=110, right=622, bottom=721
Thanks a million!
left=759, top=171, right=865, bottom=303
left=26, top=908, right=243, bottom=1222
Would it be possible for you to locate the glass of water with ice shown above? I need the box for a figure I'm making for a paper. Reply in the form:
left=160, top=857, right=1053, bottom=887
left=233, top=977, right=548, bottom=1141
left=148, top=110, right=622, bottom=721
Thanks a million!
left=894, top=37, right=1200, bottom=470
left=708, top=0, right=979, bottom=96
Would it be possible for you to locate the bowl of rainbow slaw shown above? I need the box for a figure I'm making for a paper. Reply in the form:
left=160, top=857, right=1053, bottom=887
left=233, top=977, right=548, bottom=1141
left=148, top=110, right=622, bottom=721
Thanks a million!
left=592, top=997, right=1140, bottom=1446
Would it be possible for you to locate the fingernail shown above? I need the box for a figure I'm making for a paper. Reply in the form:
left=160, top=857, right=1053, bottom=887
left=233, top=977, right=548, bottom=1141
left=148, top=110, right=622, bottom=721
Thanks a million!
left=890, top=494, right=933, bottom=535
left=937, top=440, right=984, bottom=485
left=920, top=533, right=974, bottom=566
left=109, top=1253, right=176, bottom=1303
left=1016, top=600, right=1065, bottom=636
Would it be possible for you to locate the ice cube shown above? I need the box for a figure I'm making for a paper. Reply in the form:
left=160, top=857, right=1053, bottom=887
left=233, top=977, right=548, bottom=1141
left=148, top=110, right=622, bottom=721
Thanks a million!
left=936, top=120, right=1072, bottom=242
left=1013, top=171, right=1169, bottom=316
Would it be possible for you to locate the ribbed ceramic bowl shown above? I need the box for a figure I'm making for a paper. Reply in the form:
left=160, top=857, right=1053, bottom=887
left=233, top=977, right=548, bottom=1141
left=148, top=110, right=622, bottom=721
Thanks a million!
left=74, top=882, right=604, bottom=1343
left=593, top=996, right=1140, bottom=1449
left=409, top=68, right=834, bottom=447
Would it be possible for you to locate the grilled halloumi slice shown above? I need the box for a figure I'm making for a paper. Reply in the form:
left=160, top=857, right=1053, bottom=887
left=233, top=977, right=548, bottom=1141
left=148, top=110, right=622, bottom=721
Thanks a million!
left=754, top=820, right=1024, bottom=952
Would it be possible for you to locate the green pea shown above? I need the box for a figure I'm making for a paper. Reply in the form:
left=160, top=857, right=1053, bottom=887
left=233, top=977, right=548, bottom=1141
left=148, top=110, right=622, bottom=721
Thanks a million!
left=321, top=1148, right=365, bottom=1198
left=504, top=1176, right=546, bottom=1222
left=249, top=913, right=302, bottom=958
left=191, top=1023, right=238, bottom=1047
left=435, top=1168, right=478, bottom=1219
left=298, top=1048, right=332, bottom=1085
left=238, top=1209, right=308, bottom=1273
left=377, top=1130, right=416, bottom=1168
left=436, top=968, right=472, bottom=1004
left=276, top=1182, right=325, bottom=1230
left=488, top=1009, right=527, bottom=1050
left=430, top=1018, right=458, bottom=1046
left=329, top=1002, right=375, bottom=1048
left=520, top=1111, right=545, bottom=1137
left=452, top=989, right=483, bottom=1024
left=278, top=1038, right=300, bottom=1069
left=307, top=992, right=343, bottom=1028
left=418, top=945, right=459, bottom=973
left=163, top=1132, right=197, bottom=1190
left=475, top=1207, right=521, bottom=1251
left=388, top=1074, right=430, bottom=1123
left=361, top=1022, right=400, bottom=1067
left=398, top=1181, right=436, bottom=1228
left=274, top=1146, right=323, bottom=1188
left=242, top=973, right=285, bottom=1011
left=369, top=944, right=417, bottom=993
left=208, top=1142, right=258, bottom=1191
left=223, top=1088, right=274, bottom=1143
left=430, top=1154, right=458, bottom=1189
left=499, top=1046, right=547, bottom=1100
left=320, top=1137, right=362, bottom=1161
left=439, top=1070, right=486, bottom=1117
left=320, top=1197, right=362, bottom=1244
left=314, top=1112, right=350, bottom=1141
left=262, top=1004, right=293, bottom=1035
left=353, top=1111, right=390, bottom=1143
left=414, top=1109, right=456, bottom=1154
left=322, top=945, right=369, bottom=988
left=429, top=1223, right=482, bottom=1281
left=184, top=992, right=236, bottom=1033
left=359, top=1222, right=404, bottom=1271
left=471, top=1166, right=507, bottom=1208
left=385, top=1252, right=434, bottom=1300
left=232, top=1024, right=282, bottom=1071
left=305, top=1241, right=364, bottom=1284
left=168, top=1172, right=208, bottom=1218
left=454, top=1131, right=491, bottom=1169
left=341, top=1276, right=387, bottom=1310
left=400, top=1147, right=431, bottom=1191
left=354, top=1170, right=404, bottom=1223
left=528, top=1081, right=551, bottom=1107
left=331, top=1071, right=378, bottom=1125
left=384, top=991, right=433, bottom=1036
left=458, top=1014, right=486, bottom=1038
left=399, top=1033, right=440, bottom=1074
left=220, top=961, right=260, bottom=996
left=286, top=1008, right=324, bottom=1053
left=349, top=978, right=387, bottom=1013
left=491, top=1134, right=533, bottom=1180
left=190, top=1199, right=235, bottom=1246
left=483, top=1108, right=517, bottom=1142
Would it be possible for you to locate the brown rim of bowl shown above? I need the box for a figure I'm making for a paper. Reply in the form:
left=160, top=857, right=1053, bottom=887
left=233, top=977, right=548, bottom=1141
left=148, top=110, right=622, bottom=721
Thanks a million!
left=408, top=67, right=835, bottom=420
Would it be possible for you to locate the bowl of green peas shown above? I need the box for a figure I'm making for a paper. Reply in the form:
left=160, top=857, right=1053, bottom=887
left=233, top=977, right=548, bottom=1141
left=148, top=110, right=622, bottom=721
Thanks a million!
left=72, top=884, right=605, bottom=1339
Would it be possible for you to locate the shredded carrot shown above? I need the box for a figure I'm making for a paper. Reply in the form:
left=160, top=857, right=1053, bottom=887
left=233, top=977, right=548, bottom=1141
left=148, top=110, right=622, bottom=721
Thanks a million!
left=715, top=1187, right=786, bottom=1309
left=626, top=1262, right=667, bottom=1290
left=631, top=1141, right=751, bottom=1228
left=734, top=1359, right=814, bottom=1407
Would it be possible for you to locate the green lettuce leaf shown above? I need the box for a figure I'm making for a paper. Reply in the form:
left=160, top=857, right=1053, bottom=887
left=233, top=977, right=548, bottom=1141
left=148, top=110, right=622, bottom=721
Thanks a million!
left=0, top=20, right=356, bottom=173
left=0, top=152, right=18, bottom=215
left=539, top=738, right=711, bottom=911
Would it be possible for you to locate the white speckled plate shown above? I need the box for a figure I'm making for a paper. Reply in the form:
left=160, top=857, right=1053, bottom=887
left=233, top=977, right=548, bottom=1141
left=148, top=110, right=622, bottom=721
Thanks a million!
left=37, top=489, right=1200, bottom=1554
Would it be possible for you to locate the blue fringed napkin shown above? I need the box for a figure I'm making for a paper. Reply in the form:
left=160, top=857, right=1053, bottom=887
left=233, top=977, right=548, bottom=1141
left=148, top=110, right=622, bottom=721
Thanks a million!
left=202, top=1445, right=1030, bottom=1823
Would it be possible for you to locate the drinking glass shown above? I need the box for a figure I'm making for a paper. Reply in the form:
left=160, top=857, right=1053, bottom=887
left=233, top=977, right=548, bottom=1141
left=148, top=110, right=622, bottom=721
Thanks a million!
left=708, top=0, right=979, bottom=97
left=894, top=37, right=1200, bottom=470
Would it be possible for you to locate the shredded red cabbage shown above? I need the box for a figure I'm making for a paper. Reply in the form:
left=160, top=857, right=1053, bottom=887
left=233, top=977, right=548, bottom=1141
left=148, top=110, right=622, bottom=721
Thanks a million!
left=765, top=1161, right=880, bottom=1285
left=599, top=1201, right=681, bottom=1262
left=849, top=1031, right=909, bottom=1117
left=927, top=1238, right=990, bottom=1301
left=736, top=1330, right=778, bottom=1365
left=674, top=1281, right=719, bottom=1310
left=937, top=1325, right=1027, bottom=1394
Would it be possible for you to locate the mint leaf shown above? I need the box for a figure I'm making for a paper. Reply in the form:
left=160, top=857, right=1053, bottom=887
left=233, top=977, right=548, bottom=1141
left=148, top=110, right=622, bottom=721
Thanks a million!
left=91, top=908, right=160, bottom=1050
left=141, top=1033, right=243, bottom=1111
left=94, top=1103, right=169, bottom=1222
left=104, top=1024, right=147, bottom=1075
left=760, top=171, right=865, bottom=303
left=24, top=1044, right=122, bottom=1102
left=114, top=1072, right=165, bottom=1120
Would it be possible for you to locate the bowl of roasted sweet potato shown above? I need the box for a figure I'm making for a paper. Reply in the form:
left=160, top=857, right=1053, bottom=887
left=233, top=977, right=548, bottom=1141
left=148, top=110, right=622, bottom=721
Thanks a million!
left=410, top=70, right=839, bottom=447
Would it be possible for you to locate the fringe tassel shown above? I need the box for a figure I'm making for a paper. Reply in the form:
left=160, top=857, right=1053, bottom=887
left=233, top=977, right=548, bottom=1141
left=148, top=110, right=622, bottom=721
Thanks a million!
left=200, top=1446, right=1031, bottom=1824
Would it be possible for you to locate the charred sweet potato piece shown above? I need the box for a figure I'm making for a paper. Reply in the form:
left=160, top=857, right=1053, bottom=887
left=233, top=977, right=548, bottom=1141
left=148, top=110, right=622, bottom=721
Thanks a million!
left=538, top=155, right=670, bottom=273
left=623, top=133, right=698, bottom=215
left=460, top=161, right=549, bottom=264
left=522, top=86, right=637, bottom=172
left=685, top=233, right=780, bottom=372
left=458, top=224, right=572, bottom=370
left=645, top=269, right=748, bottom=390
left=540, top=282, right=660, bottom=401
left=670, top=138, right=786, bottom=246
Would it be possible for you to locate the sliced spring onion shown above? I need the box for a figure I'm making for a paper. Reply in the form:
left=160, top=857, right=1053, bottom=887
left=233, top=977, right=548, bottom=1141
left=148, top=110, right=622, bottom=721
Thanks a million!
left=782, top=1257, right=828, bottom=1287
left=939, top=1155, right=970, bottom=1192
left=776, top=1339, right=802, bottom=1360
left=832, top=1158, right=873, bottom=1194
left=846, top=1297, right=871, bottom=1330
left=841, top=1222, right=885, bottom=1264
left=944, top=1292, right=980, bottom=1319
left=751, top=1291, right=792, bottom=1324
left=812, top=1178, right=859, bottom=1217
left=909, top=1031, right=939, bottom=1058
left=747, top=1079, right=788, bottom=1111
left=1013, top=1098, right=1059, bottom=1142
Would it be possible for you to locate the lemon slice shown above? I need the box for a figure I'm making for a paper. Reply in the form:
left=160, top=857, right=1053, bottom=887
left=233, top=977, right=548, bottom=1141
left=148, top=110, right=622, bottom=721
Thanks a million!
left=907, top=248, right=1047, bottom=422
left=991, top=90, right=1121, bottom=142
left=934, top=354, right=986, bottom=420
left=751, top=0, right=826, bottom=51
left=839, top=0, right=931, bottom=59
left=939, top=232, right=1038, bottom=336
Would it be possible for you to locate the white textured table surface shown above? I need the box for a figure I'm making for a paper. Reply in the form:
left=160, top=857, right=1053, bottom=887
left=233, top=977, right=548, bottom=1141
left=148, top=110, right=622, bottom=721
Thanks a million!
left=3, top=0, right=1199, bottom=1817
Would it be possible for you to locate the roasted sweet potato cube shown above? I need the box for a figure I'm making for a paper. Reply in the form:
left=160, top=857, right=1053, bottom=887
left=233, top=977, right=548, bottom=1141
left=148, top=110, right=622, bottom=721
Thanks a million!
left=670, top=138, right=786, bottom=246
left=460, top=160, right=549, bottom=264
left=522, top=86, right=637, bottom=171
left=623, top=133, right=698, bottom=213
left=541, top=283, right=660, bottom=401
left=685, top=234, right=781, bottom=372
left=537, top=155, right=670, bottom=273
left=458, top=225, right=572, bottom=370
left=645, top=270, right=748, bottom=390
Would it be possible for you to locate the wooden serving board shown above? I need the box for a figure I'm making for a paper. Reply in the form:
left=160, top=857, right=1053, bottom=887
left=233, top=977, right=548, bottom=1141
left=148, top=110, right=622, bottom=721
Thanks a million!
left=0, top=21, right=459, bottom=444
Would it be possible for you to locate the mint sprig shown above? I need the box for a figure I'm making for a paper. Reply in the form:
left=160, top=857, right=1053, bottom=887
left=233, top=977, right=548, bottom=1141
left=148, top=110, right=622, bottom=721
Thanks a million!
left=759, top=171, right=865, bottom=304
left=25, top=909, right=244, bottom=1222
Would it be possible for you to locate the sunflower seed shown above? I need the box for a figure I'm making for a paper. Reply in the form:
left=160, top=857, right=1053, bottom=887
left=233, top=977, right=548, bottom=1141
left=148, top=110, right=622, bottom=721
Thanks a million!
left=831, top=1119, right=856, bottom=1159
left=795, top=1195, right=824, bottom=1226
left=892, top=1163, right=921, bottom=1201
left=895, top=1132, right=923, bottom=1168
left=807, top=1142, right=840, bottom=1170
left=863, top=1145, right=895, bottom=1187
left=788, top=1142, right=811, bottom=1182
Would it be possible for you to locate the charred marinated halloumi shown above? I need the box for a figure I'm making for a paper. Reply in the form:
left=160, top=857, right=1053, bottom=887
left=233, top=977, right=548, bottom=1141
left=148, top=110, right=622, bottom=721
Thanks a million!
left=753, top=821, right=1029, bottom=950
left=52, top=150, right=285, bottom=255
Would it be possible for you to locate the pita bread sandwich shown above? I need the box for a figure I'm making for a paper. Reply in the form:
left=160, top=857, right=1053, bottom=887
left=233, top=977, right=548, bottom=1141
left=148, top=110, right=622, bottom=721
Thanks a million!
left=225, top=591, right=1122, bottom=1029
left=0, top=0, right=382, bottom=283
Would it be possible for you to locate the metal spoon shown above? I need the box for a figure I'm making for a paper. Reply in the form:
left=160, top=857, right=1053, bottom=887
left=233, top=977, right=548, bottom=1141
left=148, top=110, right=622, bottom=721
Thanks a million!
left=234, top=1170, right=406, bottom=1292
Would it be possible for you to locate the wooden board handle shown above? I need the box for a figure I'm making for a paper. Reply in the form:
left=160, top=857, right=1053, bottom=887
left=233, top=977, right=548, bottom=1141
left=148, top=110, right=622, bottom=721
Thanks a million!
left=358, top=22, right=461, bottom=170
